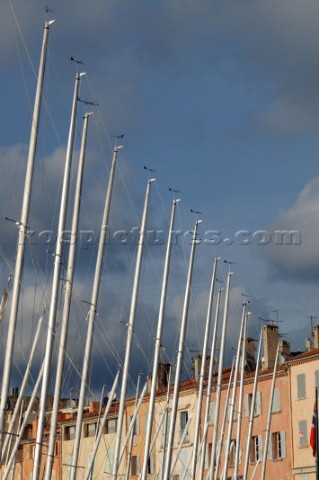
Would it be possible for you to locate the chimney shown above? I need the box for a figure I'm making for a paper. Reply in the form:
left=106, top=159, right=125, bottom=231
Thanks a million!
left=306, top=338, right=312, bottom=351
left=279, top=339, right=290, bottom=357
left=313, top=325, right=319, bottom=349
left=245, top=337, right=257, bottom=371
left=262, top=324, right=278, bottom=370
left=157, top=363, right=171, bottom=390
left=192, top=355, right=210, bottom=383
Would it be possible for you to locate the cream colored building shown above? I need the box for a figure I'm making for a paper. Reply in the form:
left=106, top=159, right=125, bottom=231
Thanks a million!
left=288, top=329, right=319, bottom=480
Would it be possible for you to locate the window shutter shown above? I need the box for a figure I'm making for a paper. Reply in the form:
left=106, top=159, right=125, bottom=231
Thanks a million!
left=258, top=435, right=263, bottom=461
left=106, top=449, right=114, bottom=475
left=88, top=452, right=95, bottom=477
left=205, top=444, right=209, bottom=469
left=255, top=391, right=262, bottom=415
left=209, top=401, right=216, bottom=425
left=299, top=420, right=308, bottom=446
left=315, top=371, right=319, bottom=389
left=297, top=374, right=306, bottom=399
left=144, top=413, right=149, bottom=435
left=272, top=388, right=280, bottom=413
left=136, top=456, right=140, bottom=475
left=280, top=431, right=286, bottom=458
left=244, top=394, right=249, bottom=417
left=267, top=434, right=272, bottom=460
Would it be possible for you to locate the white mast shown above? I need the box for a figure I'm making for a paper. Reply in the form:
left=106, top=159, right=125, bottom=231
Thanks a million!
left=83, top=371, right=120, bottom=480
left=3, top=362, right=45, bottom=480
left=160, top=366, right=172, bottom=479
left=70, top=144, right=123, bottom=480
left=199, top=287, right=222, bottom=479
left=44, top=112, right=93, bottom=480
left=207, top=272, right=232, bottom=480
left=162, top=219, right=201, bottom=480
left=118, top=382, right=148, bottom=466
left=221, top=302, right=246, bottom=480
left=112, top=178, right=155, bottom=480
left=260, top=343, right=280, bottom=480
left=0, top=20, right=55, bottom=458
left=233, top=311, right=249, bottom=480
left=126, top=373, right=142, bottom=480
left=32, top=71, right=84, bottom=480
left=242, top=329, right=263, bottom=480
left=141, top=198, right=179, bottom=480
left=1, top=313, right=44, bottom=461
left=214, top=357, right=235, bottom=477
left=191, top=257, right=220, bottom=479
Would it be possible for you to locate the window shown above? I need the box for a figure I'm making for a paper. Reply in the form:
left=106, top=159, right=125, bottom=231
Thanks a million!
left=270, top=431, right=286, bottom=459
left=250, top=435, right=262, bottom=463
left=104, top=417, right=117, bottom=434
left=172, top=476, right=179, bottom=480
left=299, top=420, right=308, bottom=446
left=128, top=414, right=140, bottom=435
left=105, top=448, right=114, bottom=476
left=244, top=392, right=261, bottom=417
left=84, top=422, right=97, bottom=438
left=180, top=411, right=189, bottom=442
left=64, top=425, right=76, bottom=441
left=300, top=474, right=309, bottom=480
left=162, top=411, right=170, bottom=447
left=297, top=374, right=306, bottom=399
left=180, top=449, right=191, bottom=480
left=209, top=401, right=216, bottom=425
left=88, top=452, right=96, bottom=478
left=130, top=456, right=140, bottom=476
left=315, top=371, right=319, bottom=389
left=272, top=388, right=280, bottom=413
left=228, top=440, right=236, bottom=467
left=146, top=453, right=154, bottom=474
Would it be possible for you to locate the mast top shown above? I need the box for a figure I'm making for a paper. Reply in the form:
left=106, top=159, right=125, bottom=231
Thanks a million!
left=45, top=20, right=55, bottom=27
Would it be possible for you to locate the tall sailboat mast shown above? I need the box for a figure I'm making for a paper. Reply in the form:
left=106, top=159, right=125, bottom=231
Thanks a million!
left=141, top=198, right=179, bottom=480
left=70, top=144, right=123, bottom=480
left=242, top=329, right=263, bottom=480
left=0, top=20, right=55, bottom=458
left=207, top=271, right=232, bottom=480
left=126, top=373, right=142, bottom=480
left=44, top=112, right=93, bottom=480
left=112, top=178, right=155, bottom=480
left=221, top=302, right=247, bottom=479
left=191, top=256, right=220, bottom=479
left=32, top=71, right=84, bottom=480
left=199, top=287, right=222, bottom=479
left=233, top=311, right=248, bottom=480
left=260, top=343, right=280, bottom=480
left=162, top=218, right=201, bottom=480
left=1, top=312, right=44, bottom=461
left=160, top=366, right=172, bottom=479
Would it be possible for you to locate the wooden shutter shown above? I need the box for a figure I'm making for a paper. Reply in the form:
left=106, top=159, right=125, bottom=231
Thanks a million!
left=280, top=431, right=286, bottom=458
left=272, top=388, right=280, bottom=413
left=255, top=391, right=262, bottom=415
left=244, top=394, right=249, bottom=417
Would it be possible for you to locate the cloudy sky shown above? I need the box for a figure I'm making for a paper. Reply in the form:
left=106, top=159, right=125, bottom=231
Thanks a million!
left=1, top=0, right=319, bottom=396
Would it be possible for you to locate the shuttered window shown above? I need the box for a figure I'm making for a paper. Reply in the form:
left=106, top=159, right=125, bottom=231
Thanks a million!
left=180, top=411, right=189, bottom=442
left=105, top=448, right=114, bottom=475
left=272, top=388, right=280, bottom=413
left=130, top=456, right=140, bottom=476
left=297, top=374, right=306, bottom=399
left=88, top=452, right=96, bottom=478
left=299, top=420, right=308, bottom=446
left=270, top=431, right=286, bottom=459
